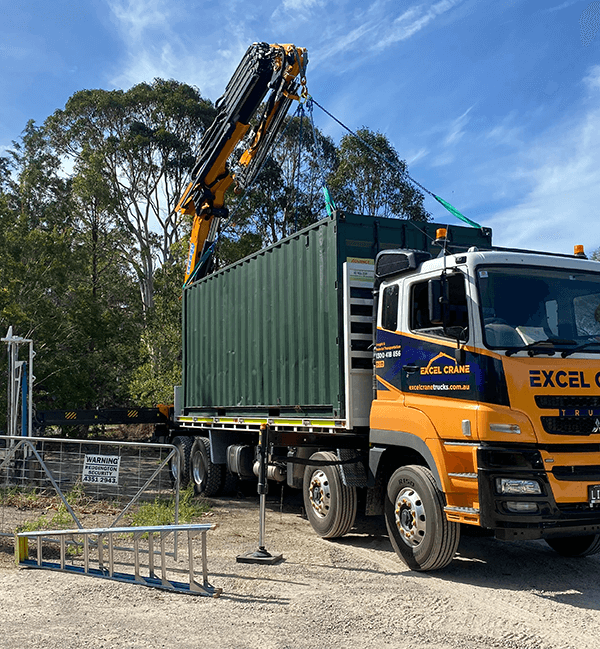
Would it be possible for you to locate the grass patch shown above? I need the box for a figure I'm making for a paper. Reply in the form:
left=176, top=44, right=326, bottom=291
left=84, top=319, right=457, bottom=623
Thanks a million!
left=14, top=482, right=93, bottom=533
left=6, top=482, right=210, bottom=537
left=0, top=486, right=55, bottom=510
left=127, top=484, right=210, bottom=528
left=17, top=507, right=74, bottom=533
left=123, top=484, right=211, bottom=540
left=9, top=481, right=121, bottom=534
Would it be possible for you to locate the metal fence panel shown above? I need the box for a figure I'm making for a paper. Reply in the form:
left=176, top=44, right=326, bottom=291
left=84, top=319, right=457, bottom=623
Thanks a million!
left=0, top=435, right=179, bottom=537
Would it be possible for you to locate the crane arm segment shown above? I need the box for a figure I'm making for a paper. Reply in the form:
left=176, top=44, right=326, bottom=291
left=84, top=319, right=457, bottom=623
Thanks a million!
left=178, top=42, right=308, bottom=284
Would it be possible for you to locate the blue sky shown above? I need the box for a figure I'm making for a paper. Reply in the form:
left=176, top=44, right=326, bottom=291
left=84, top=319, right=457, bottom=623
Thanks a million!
left=2, top=0, right=600, bottom=253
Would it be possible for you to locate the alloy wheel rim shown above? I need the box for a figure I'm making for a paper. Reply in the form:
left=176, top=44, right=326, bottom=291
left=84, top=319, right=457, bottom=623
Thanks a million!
left=394, top=486, right=427, bottom=547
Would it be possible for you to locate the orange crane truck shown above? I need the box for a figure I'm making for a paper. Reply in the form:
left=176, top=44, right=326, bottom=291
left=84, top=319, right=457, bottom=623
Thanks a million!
left=175, top=209, right=600, bottom=571
left=38, top=43, right=600, bottom=571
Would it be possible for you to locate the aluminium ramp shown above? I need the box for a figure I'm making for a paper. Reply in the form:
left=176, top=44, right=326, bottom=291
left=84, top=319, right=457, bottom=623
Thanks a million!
left=15, top=523, right=221, bottom=597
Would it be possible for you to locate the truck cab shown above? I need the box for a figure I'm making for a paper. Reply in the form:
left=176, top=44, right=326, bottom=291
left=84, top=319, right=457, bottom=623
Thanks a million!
left=371, top=240, right=600, bottom=569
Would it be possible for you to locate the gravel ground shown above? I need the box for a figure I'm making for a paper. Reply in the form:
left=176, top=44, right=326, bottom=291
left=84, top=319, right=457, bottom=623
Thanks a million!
left=1, top=490, right=600, bottom=649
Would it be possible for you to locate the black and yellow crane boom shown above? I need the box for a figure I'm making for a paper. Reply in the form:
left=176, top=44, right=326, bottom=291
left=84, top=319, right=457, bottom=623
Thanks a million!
left=177, top=42, right=308, bottom=284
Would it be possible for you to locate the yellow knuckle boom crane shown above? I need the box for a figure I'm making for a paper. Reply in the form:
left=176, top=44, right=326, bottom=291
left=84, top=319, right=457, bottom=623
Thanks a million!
left=177, top=42, right=308, bottom=284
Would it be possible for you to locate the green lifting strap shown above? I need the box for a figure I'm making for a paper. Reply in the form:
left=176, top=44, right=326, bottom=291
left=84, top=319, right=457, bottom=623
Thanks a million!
left=322, top=186, right=336, bottom=217
left=432, top=194, right=482, bottom=229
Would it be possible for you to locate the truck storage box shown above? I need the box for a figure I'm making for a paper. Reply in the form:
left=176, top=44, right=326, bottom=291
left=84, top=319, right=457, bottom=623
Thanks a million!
left=182, top=212, right=492, bottom=421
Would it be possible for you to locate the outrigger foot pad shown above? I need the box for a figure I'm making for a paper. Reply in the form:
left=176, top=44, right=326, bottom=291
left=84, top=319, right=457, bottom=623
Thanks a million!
left=236, top=547, right=284, bottom=565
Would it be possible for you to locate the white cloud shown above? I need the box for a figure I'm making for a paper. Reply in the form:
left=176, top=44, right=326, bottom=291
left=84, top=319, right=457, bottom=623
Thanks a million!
left=313, top=22, right=377, bottom=61
left=282, top=0, right=322, bottom=12
left=407, top=147, right=429, bottom=165
left=106, top=0, right=468, bottom=93
left=485, top=111, right=524, bottom=147
left=583, top=63, right=600, bottom=91
left=443, top=106, right=474, bottom=146
left=485, top=82, right=600, bottom=253
left=545, top=0, right=585, bottom=12
left=0, top=43, right=32, bottom=61
left=110, top=41, right=247, bottom=99
left=270, top=0, right=324, bottom=28
left=375, top=0, right=464, bottom=50
left=417, top=104, right=475, bottom=168
left=108, top=0, right=176, bottom=41
left=106, top=0, right=249, bottom=98
left=306, top=0, right=467, bottom=70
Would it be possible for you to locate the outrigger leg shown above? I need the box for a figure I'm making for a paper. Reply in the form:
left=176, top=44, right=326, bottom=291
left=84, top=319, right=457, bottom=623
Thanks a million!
left=236, top=424, right=283, bottom=565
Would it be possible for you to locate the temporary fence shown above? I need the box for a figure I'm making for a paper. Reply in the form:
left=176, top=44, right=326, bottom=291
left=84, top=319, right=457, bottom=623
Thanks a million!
left=2, top=435, right=223, bottom=596
left=0, top=435, right=179, bottom=538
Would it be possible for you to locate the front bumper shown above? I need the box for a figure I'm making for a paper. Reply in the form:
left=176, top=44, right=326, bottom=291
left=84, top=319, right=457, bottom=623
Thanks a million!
left=477, top=445, right=600, bottom=541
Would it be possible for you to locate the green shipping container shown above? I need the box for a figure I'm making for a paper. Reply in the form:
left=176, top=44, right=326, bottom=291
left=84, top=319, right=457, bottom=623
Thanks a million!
left=182, top=212, right=492, bottom=421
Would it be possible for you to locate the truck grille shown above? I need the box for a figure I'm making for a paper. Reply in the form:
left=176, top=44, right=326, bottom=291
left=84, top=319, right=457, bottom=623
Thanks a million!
left=541, top=416, right=600, bottom=436
left=536, top=395, right=600, bottom=409
left=552, top=465, right=600, bottom=481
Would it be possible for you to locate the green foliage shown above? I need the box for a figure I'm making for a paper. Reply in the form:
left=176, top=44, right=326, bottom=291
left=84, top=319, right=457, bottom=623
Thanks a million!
left=0, top=122, right=143, bottom=412
left=328, top=127, right=430, bottom=221
left=127, top=484, right=210, bottom=528
left=216, top=231, right=263, bottom=267
left=46, top=80, right=216, bottom=314
left=128, top=240, right=185, bottom=406
left=0, top=80, right=430, bottom=420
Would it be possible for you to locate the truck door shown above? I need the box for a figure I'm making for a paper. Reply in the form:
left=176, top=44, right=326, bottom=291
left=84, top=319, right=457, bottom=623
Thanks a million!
left=399, top=270, right=479, bottom=441
left=374, top=280, right=405, bottom=406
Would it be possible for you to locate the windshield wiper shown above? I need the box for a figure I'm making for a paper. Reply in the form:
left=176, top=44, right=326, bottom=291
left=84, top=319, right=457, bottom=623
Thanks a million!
left=561, top=341, right=600, bottom=358
left=505, top=339, right=576, bottom=357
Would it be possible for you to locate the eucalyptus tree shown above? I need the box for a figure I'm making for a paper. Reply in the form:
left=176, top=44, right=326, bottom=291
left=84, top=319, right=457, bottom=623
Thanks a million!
left=0, top=121, right=143, bottom=412
left=328, top=127, right=430, bottom=221
left=46, top=79, right=216, bottom=314
left=216, top=112, right=337, bottom=266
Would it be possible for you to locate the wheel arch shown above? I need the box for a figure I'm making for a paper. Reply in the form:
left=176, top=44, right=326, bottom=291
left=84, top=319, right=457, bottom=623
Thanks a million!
left=369, top=431, right=443, bottom=492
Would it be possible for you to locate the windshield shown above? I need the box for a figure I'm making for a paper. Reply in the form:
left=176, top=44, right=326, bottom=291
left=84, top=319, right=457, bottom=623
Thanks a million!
left=477, top=265, right=600, bottom=350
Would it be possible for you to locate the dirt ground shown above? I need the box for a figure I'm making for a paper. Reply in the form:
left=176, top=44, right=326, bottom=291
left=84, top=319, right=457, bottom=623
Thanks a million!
left=1, top=489, right=600, bottom=649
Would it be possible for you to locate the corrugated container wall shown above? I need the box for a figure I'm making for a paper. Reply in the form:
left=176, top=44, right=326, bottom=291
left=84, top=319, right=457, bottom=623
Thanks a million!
left=182, top=212, right=492, bottom=420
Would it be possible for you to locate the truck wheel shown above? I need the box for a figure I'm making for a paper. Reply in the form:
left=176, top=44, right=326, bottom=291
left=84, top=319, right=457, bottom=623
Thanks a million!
left=171, top=436, right=193, bottom=487
left=191, top=437, right=223, bottom=497
left=385, top=465, right=460, bottom=571
left=303, top=451, right=357, bottom=539
left=545, top=534, right=600, bottom=557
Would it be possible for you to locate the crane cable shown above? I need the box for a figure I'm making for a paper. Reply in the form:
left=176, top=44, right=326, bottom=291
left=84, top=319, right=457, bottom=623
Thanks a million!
left=185, top=89, right=481, bottom=288
left=302, top=98, right=336, bottom=216
left=292, top=101, right=305, bottom=233
left=308, top=96, right=482, bottom=230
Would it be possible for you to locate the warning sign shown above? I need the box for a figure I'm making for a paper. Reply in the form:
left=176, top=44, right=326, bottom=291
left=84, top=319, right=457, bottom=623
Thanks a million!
left=82, top=454, right=121, bottom=485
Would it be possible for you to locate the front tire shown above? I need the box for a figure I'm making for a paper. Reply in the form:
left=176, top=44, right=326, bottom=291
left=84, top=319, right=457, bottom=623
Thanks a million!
left=545, top=534, right=600, bottom=557
left=385, top=465, right=460, bottom=571
left=303, top=451, right=357, bottom=539
left=190, top=437, right=223, bottom=497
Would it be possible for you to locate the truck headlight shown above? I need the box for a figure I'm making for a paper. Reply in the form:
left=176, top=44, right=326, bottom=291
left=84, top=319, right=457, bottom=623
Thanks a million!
left=496, top=478, right=541, bottom=495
